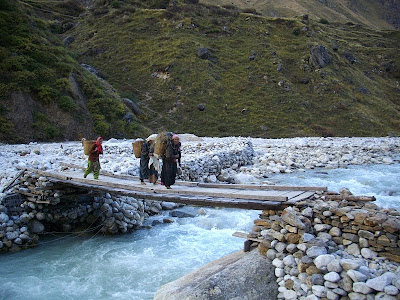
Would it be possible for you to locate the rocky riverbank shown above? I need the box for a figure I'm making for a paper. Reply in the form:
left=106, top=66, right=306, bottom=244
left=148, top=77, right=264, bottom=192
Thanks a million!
left=1, top=136, right=399, bottom=188
left=0, top=136, right=399, bottom=298
left=154, top=193, right=400, bottom=300
left=248, top=192, right=400, bottom=300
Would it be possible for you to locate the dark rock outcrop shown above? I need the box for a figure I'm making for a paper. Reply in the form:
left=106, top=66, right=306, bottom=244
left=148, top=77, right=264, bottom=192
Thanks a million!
left=197, top=47, right=210, bottom=59
left=310, top=45, right=331, bottom=68
left=122, top=98, right=143, bottom=116
left=343, top=50, right=357, bottom=64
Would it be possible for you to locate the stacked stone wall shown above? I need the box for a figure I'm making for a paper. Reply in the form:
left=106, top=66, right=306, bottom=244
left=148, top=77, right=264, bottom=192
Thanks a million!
left=0, top=172, right=176, bottom=252
left=250, top=193, right=400, bottom=299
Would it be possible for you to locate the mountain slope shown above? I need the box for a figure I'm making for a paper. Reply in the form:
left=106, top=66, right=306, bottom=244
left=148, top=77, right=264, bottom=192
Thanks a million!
left=0, top=0, right=399, bottom=142
left=200, top=0, right=400, bottom=30
left=67, top=1, right=400, bottom=137
left=0, top=0, right=150, bottom=143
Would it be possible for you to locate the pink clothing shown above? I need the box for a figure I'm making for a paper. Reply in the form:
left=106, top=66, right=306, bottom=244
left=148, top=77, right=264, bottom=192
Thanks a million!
left=95, top=137, right=103, bottom=154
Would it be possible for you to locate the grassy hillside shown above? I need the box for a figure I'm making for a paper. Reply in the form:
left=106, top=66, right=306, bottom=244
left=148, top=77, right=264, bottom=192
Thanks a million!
left=68, top=1, right=400, bottom=137
left=200, top=0, right=399, bottom=30
left=0, top=0, right=399, bottom=142
left=0, top=0, right=150, bottom=143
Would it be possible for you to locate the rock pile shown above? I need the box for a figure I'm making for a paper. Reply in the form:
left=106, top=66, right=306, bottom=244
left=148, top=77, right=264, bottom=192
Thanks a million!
left=250, top=194, right=400, bottom=299
left=0, top=172, right=179, bottom=252
left=179, top=140, right=255, bottom=183
left=1, top=137, right=399, bottom=187
left=249, top=137, right=400, bottom=177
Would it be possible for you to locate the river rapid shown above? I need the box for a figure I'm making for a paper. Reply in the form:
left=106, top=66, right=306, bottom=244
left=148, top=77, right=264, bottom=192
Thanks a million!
left=0, top=137, right=399, bottom=299
left=0, top=163, right=399, bottom=300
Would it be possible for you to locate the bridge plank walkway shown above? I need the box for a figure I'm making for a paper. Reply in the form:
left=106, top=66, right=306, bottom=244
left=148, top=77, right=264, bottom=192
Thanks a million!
left=18, top=165, right=328, bottom=210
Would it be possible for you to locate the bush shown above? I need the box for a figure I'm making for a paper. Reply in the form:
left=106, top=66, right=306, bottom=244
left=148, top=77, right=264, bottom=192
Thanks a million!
left=150, top=0, right=169, bottom=9
left=319, top=18, right=329, bottom=25
left=110, top=0, right=120, bottom=8
left=57, top=95, right=78, bottom=112
left=55, top=77, right=70, bottom=89
left=45, top=125, right=61, bottom=139
left=92, top=113, right=111, bottom=136
left=55, top=62, right=74, bottom=76
left=38, top=85, right=57, bottom=104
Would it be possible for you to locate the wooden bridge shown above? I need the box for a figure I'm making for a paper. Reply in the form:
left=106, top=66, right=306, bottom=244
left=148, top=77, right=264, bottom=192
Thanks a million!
left=11, top=163, right=332, bottom=210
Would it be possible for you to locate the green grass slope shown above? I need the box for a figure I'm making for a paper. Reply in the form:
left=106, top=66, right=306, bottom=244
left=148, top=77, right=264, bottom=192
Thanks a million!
left=0, top=0, right=149, bottom=143
left=200, top=0, right=400, bottom=30
left=68, top=1, right=400, bottom=137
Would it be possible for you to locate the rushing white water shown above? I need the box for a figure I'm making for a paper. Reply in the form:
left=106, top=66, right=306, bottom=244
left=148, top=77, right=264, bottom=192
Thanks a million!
left=0, top=164, right=399, bottom=299
left=0, top=207, right=259, bottom=300
left=265, top=163, right=400, bottom=209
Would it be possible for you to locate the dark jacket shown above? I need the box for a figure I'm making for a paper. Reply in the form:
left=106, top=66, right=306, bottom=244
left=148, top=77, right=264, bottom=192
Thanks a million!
left=88, top=143, right=103, bottom=162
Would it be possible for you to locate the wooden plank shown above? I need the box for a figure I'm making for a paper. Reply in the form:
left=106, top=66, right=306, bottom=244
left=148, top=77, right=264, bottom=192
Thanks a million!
left=59, top=162, right=198, bottom=187
left=232, top=231, right=263, bottom=243
left=0, top=170, right=25, bottom=193
left=287, top=191, right=315, bottom=203
left=198, top=183, right=327, bottom=191
left=18, top=191, right=37, bottom=197
left=65, top=173, right=289, bottom=202
left=281, top=191, right=304, bottom=199
left=35, top=200, right=51, bottom=204
left=324, top=195, right=376, bottom=202
left=34, top=185, right=66, bottom=191
left=46, top=178, right=287, bottom=210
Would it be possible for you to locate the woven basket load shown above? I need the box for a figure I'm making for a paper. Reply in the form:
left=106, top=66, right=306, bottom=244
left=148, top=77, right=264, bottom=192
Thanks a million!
left=154, top=132, right=169, bottom=156
left=132, top=139, right=145, bottom=158
left=82, top=140, right=95, bottom=155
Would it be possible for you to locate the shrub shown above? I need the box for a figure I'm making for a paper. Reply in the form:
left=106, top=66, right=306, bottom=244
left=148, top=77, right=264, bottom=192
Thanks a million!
left=55, top=62, right=74, bottom=76
left=55, top=78, right=72, bottom=92
left=45, top=125, right=61, bottom=139
left=150, top=0, right=169, bottom=9
left=110, top=0, right=120, bottom=8
left=57, top=95, right=78, bottom=112
left=319, top=18, right=329, bottom=24
left=38, top=85, right=57, bottom=104
left=292, top=28, right=300, bottom=36
left=92, top=113, right=111, bottom=136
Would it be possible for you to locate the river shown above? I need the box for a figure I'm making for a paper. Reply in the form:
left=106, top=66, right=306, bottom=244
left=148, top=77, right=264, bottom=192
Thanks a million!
left=0, top=163, right=399, bottom=300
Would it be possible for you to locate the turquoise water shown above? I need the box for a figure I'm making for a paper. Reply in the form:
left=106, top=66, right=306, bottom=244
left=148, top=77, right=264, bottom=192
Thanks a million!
left=266, top=163, right=400, bottom=209
left=0, top=207, right=259, bottom=300
left=0, top=163, right=399, bottom=299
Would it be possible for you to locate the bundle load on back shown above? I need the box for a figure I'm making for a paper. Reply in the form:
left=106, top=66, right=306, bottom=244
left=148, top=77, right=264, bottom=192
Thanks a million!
left=132, top=138, right=145, bottom=158
left=154, top=132, right=172, bottom=156
left=82, top=140, right=95, bottom=155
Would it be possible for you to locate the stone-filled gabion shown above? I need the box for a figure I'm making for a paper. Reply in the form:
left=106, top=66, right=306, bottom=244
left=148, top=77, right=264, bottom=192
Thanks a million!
left=249, top=194, right=400, bottom=300
left=0, top=172, right=178, bottom=252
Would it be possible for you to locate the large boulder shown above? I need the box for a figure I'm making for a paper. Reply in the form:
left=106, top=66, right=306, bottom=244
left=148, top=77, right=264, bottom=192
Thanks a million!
left=197, top=47, right=210, bottom=59
left=310, top=45, right=331, bottom=68
left=154, top=250, right=278, bottom=300
left=28, top=219, right=45, bottom=234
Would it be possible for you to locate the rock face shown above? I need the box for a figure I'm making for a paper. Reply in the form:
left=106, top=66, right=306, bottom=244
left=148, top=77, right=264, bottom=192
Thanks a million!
left=154, top=249, right=278, bottom=300
left=310, top=45, right=331, bottom=68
